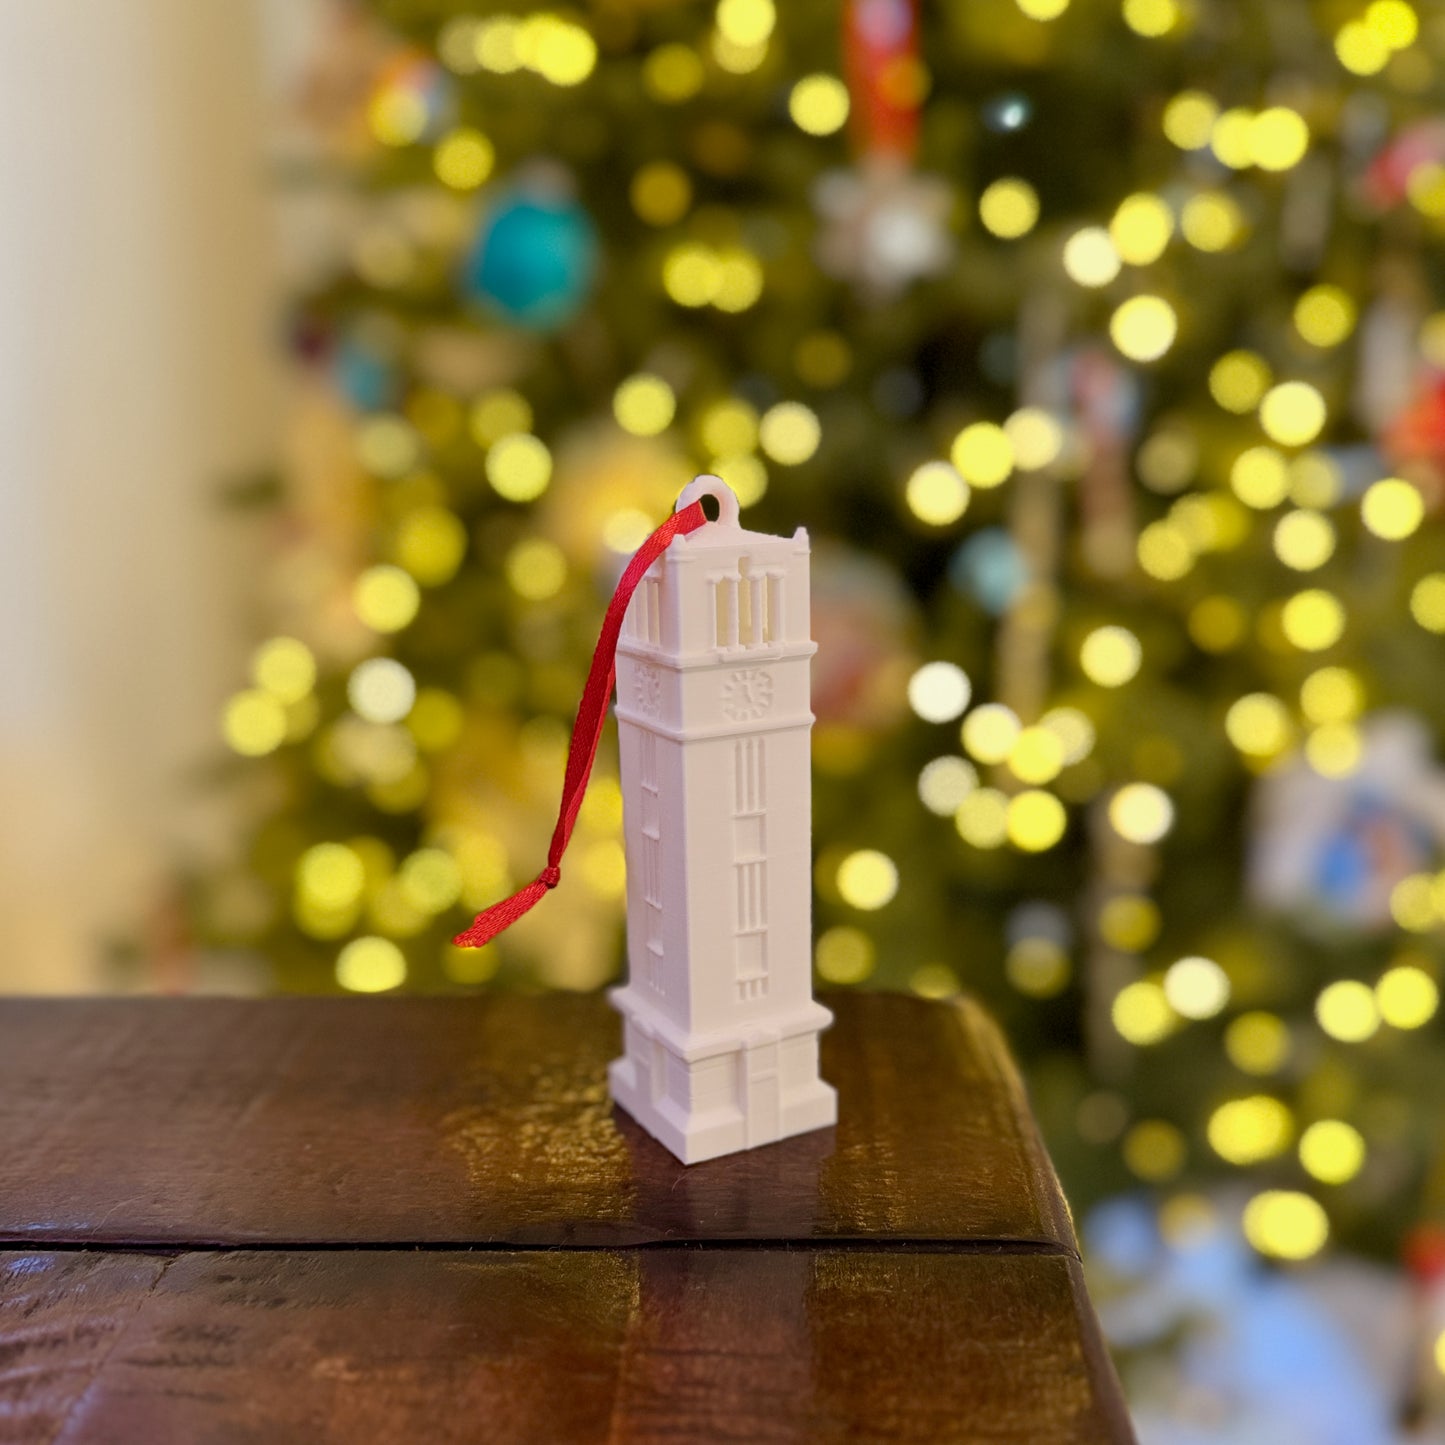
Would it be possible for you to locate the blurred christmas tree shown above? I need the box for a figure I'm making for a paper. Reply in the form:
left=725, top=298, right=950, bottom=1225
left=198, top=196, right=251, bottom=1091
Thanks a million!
left=189, top=0, right=1445, bottom=1265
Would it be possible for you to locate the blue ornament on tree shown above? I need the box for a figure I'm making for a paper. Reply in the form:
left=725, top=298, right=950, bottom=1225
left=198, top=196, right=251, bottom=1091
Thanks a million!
left=461, top=187, right=598, bottom=332
left=949, top=528, right=1029, bottom=615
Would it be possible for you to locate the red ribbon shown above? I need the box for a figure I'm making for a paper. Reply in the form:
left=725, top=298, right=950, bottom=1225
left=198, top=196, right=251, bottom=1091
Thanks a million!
left=453, top=499, right=709, bottom=948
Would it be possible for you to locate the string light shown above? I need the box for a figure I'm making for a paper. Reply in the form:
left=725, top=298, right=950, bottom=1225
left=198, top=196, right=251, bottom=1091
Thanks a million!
left=252, top=638, right=316, bottom=704
left=1376, top=963, right=1439, bottom=1028
left=485, top=433, right=552, bottom=501
left=1294, top=286, right=1356, bottom=347
left=1301, top=667, right=1364, bottom=725
left=1249, top=107, right=1309, bottom=171
left=1006, top=938, right=1071, bottom=998
left=1008, top=726, right=1065, bottom=784
left=1273, top=510, right=1335, bottom=570
left=348, top=659, right=416, bottom=724
left=1108, top=783, right=1174, bottom=844
left=1281, top=589, right=1345, bottom=651
left=955, top=788, right=1010, bottom=847
left=1112, top=980, right=1175, bottom=1045
left=1243, top=1190, right=1328, bottom=1260
left=1110, top=295, right=1177, bottom=362
left=908, top=662, right=972, bottom=722
left=433, top=128, right=495, bottom=190
left=643, top=44, right=704, bottom=103
left=979, top=178, right=1040, bottom=239
left=505, top=538, right=567, bottom=600
left=1208, top=1095, right=1293, bottom=1164
left=1211, top=107, right=1256, bottom=168
left=1411, top=574, right=1445, bottom=632
left=1122, top=0, right=1181, bottom=38
left=1080, top=625, right=1142, bottom=686
left=962, top=703, right=1022, bottom=763
left=1062, top=227, right=1121, bottom=287
left=1300, top=1120, right=1366, bottom=1185
left=790, top=75, right=850, bottom=135
left=1315, top=980, right=1379, bottom=1042
left=1361, top=478, right=1424, bottom=539
left=1210, top=351, right=1272, bottom=413
left=1181, top=191, right=1244, bottom=251
left=1005, top=408, right=1065, bottom=469
left=1163, top=91, right=1218, bottom=150
left=836, top=849, right=899, bottom=909
left=613, top=374, right=676, bottom=436
left=816, top=926, right=876, bottom=984
left=354, top=565, right=421, bottom=633
left=951, top=423, right=1014, bottom=487
left=1226, top=1013, right=1291, bottom=1074
left=1016, top=0, right=1069, bottom=17
left=917, top=757, right=978, bottom=815
left=1110, top=193, right=1174, bottom=265
left=1259, top=381, right=1326, bottom=446
left=906, top=461, right=970, bottom=525
left=224, top=690, right=287, bottom=757
left=759, top=402, right=820, bottom=464
left=336, top=936, right=407, bottom=993
left=1006, top=790, right=1068, bottom=851
left=394, top=507, right=467, bottom=585
left=1225, top=693, right=1292, bottom=758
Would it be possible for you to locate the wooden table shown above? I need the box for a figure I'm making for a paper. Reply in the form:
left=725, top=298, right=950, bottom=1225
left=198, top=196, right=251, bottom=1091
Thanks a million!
left=0, top=992, right=1133, bottom=1443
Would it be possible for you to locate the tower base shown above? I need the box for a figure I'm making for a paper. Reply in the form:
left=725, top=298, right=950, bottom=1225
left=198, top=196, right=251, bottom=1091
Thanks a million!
left=608, top=988, right=837, bottom=1165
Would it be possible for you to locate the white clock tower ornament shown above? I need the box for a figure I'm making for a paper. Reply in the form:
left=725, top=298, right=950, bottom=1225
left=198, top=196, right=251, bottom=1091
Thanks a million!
left=608, top=476, right=837, bottom=1164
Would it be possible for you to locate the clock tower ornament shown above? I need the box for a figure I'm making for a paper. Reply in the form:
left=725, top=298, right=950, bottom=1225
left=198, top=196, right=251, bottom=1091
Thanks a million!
left=453, top=475, right=837, bottom=1165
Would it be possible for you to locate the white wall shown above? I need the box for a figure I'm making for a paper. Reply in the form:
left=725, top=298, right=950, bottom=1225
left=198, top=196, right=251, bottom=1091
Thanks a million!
left=0, top=2, right=279, bottom=989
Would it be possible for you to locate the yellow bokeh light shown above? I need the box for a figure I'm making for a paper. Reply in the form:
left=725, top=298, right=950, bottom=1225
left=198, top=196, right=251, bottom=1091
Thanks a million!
left=715, top=454, right=768, bottom=506
left=1062, top=226, right=1121, bottom=287
left=663, top=243, right=721, bottom=307
left=1163, top=90, right=1218, bottom=150
left=1004, top=408, right=1065, bottom=470
left=1123, top=0, right=1180, bottom=37
left=836, top=849, right=899, bottom=910
left=1335, top=20, right=1390, bottom=75
left=1040, top=706, right=1096, bottom=763
left=1110, top=193, right=1174, bottom=266
left=713, top=249, right=764, bottom=313
left=1281, top=589, right=1345, bottom=652
left=1110, top=295, right=1177, bottom=362
left=408, top=688, right=464, bottom=752
left=1225, top=693, right=1293, bottom=758
left=1273, top=509, right=1335, bottom=571
left=962, top=703, right=1022, bottom=764
left=1123, top=1120, right=1186, bottom=1181
left=353, top=565, right=421, bottom=633
left=794, top=330, right=852, bottom=388
left=643, top=43, right=704, bottom=103
left=815, top=925, right=876, bottom=984
left=908, top=661, right=972, bottom=723
left=1181, top=191, right=1244, bottom=252
left=486, top=433, right=553, bottom=501
left=1229, top=446, right=1290, bottom=509
left=1289, top=452, right=1343, bottom=508
left=1407, top=164, right=1445, bottom=218
left=1007, top=790, right=1068, bottom=851
left=1259, top=381, right=1326, bottom=447
left=1112, top=980, right=1175, bottom=1045
left=1109, top=783, right=1174, bottom=844
left=910, top=963, right=960, bottom=1000
left=1305, top=723, right=1362, bottom=778
left=473, top=15, right=522, bottom=73
left=716, top=0, right=775, bottom=45
left=1009, top=726, right=1065, bottom=785
left=1300, top=667, right=1364, bottom=725
left=368, top=89, right=427, bottom=148
left=1211, top=107, right=1256, bottom=169
left=1300, top=1120, right=1366, bottom=1185
left=1208, top=1095, right=1293, bottom=1164
left=1249, top=107, right=1309, bottom=171
left=1366, top=0, right=1419, bottom=47
left=1005, top=938, right=1071, bottom=997
left=223, top=689, right=287, bottom=757
left=1294, top=286, right=1356, bottom=348
left=955, top=788, right=1010, bottom=848
left=525, top=17, right=597, bottom=86
left=1080, top=625, right=1142, bottom=687
left=1016, top=0, right=1069, bottom=16
left=1099, top=894, right=1161, bottom=952
left=437, top=17, right=482, bottom=74
left=252, top=637, right=315, bottom=704
left=1242, top=1190, right=1329, bottom=1261
left=470, top=388, right=533, bottom=447
left=1361, top=477, right=1424, bottom=540
left=398, top=848, right=462, bottom=913
left=951, top=422, right=1014, bottom=487
left=1164, top=955, right=1230, bottom=1019
left=1210, top=350, right=1272, bottom=413
left=602, top=508, right=654, bottom=555
left=1411, top=574, right=1445, bottom=633
left=1391, top=873, right=1436, bottom=932
left=918, top=756, right=979, bottom=815
left=789, top=74, right=850, bottom=135
left=613, top=374, right=676, bottom=437
left=630, top=162, right=692, bottom=227
left=759, top=402, right=821, bottom=465
left=979, top=178, right=1040, bottom=239
left=348, top=658, right=416, bottom=725
left=433, top=128, right=495, bottom=191
left=1316, top=979, right=1380, bottom=1042
left=394, top=506, right=467, bottom=586
left=700, top=398, right=758, bottom=457
left=336, top=936, right=406, bottom=993
left=297, top=842, right=365, bottom=910
left=1226, top=1012, right=1291, bottom=1074
left=1137, top=521, right=1194, bottom=581
left=1377, top=963, right=1439, bottom=1028
left=905, top=461, right=970, bottom=526
left=505, top=537, right=567, bottom=601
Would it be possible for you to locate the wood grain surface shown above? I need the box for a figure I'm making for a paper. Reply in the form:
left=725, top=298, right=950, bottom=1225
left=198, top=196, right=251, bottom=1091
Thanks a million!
left=0, top=1248, right=1127, bottom=1445
left=0, top=993, right=1072, bottom=1251
left=0, top=993, right=1133, bottom=1443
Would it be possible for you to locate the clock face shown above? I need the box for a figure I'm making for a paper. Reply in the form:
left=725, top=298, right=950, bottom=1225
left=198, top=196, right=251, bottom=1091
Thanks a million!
left=721, top=667, right=774, bottom=721
left=633, top=663, right=663, bottom=717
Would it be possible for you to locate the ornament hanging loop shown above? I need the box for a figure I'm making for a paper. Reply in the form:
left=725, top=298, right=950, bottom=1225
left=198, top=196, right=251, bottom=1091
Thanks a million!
left=676, top=474, right=740, bottom=529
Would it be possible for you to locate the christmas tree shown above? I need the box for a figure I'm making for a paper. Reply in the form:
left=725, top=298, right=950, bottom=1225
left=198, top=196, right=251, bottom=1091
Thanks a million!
left=193, top=0, right=1445, bottom=1278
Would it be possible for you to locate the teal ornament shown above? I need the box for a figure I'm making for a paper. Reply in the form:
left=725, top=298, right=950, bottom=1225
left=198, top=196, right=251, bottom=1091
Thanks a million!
left=462, top=191, right=598, bottom=331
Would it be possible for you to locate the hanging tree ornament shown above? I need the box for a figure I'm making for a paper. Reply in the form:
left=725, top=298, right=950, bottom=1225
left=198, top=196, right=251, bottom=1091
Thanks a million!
left=813, top=0, right=954, bottom=299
